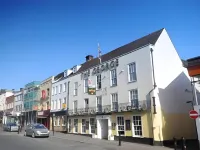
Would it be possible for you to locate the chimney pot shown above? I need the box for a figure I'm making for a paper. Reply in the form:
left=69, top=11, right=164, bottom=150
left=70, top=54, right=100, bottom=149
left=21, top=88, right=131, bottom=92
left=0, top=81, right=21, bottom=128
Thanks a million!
left=86, top=55, right=94, bottom=62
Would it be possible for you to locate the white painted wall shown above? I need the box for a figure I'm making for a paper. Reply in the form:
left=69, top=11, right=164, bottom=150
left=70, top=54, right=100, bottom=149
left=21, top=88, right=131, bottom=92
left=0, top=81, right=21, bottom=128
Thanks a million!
left=0, top=92, right=13, bottom=111
left=14, top=91, right=24, bottom=115
left=68, top=45, right=154, bottom=110
left=51, top=77, right=68, bottom=112
left=153, top=29, right=193, bottom=113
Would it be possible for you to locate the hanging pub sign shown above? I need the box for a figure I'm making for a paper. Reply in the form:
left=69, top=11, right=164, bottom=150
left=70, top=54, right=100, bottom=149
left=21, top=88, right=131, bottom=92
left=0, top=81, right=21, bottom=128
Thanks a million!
left=88, top=87, right=96, bottom=95
left=92, top=59, right=119, bottom=75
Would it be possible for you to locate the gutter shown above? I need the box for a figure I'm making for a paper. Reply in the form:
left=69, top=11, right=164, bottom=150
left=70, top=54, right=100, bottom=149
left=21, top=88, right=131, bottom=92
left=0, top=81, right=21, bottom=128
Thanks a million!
left=149, top=46, right=157, bottom=145
left=66, top=81, right=70, bottom=133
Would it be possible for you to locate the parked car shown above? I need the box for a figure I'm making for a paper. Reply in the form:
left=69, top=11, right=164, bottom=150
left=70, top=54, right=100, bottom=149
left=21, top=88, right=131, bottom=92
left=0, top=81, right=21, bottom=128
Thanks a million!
left=24, top=123, right=50, bottom=138
left=3, top=123, right=19, bottom=132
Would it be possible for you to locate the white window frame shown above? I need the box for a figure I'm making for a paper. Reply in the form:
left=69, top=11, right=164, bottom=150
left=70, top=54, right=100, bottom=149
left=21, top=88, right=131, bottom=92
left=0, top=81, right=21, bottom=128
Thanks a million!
left=74, top=119, right=78, bottom=133
left=51, top=100, right=54, bottom=110
left=116, top=116, right=125, bottom=136
left=62, top=116, right=66, bottom=126
left=96, top=96, right=102, bottom=113
left=110, top=69, right=117, bottom=86
left=127, top=62, right=137, bottom=82
left=74, top=82, right=78, bottom=96
left=96, top=74, right=101, bottom=90
left=73, top=100, right=78, bottom=113
left=63, top=82, right=67, bottom=92
left=81, top=119, right=86, bottom=133
left=111, top=93, right=118, bottom=111
left=89, top=117, right=96, bottom=134
left=54, top=117, right=57, bottom=126
left=132, top=115, right=143, bottom=137
left=129, top=89, right=139, bottom=107
left=59, top=84, right=62, bottom=93
left=84, top=99, right=89, bottom=112
left=59, top=99, right=62, bottom=109
left=57, top=117, right=60, bottom=126
left=84, top=78, right=88, bottom=93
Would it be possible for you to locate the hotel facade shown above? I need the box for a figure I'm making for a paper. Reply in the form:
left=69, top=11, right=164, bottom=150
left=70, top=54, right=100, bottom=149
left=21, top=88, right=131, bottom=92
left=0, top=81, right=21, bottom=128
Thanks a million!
left=51, top=28, right=196, bottom=146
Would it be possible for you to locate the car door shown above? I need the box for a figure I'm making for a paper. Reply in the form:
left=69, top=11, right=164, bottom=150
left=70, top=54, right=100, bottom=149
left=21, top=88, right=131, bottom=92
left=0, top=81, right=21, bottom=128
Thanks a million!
left=26, top=124, right=32, bottom=135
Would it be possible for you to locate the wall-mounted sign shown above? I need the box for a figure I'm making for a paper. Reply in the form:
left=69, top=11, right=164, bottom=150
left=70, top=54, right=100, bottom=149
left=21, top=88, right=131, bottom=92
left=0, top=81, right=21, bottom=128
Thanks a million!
left=37, top=111, right=44, bottom=116
left=62, top=103, right=67, bottom=109
left=92, top=59, right=119, bottom=76
left=80, top=59, right=119, bottom=79
left=42, top=90, right=46, bottom=99
left=88, top=87, right=96, bottom=95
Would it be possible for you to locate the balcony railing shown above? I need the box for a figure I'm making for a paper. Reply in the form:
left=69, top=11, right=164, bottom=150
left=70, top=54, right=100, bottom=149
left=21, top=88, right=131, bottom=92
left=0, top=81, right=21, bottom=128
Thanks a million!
left=67, top=100, right=150, bottom=116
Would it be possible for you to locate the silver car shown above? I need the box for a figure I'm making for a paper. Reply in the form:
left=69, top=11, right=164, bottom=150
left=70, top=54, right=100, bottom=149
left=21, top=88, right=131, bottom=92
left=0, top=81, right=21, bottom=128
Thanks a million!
left=3, top=123, right=19, bottom=132
left=24, top=123, right=50, bottom=138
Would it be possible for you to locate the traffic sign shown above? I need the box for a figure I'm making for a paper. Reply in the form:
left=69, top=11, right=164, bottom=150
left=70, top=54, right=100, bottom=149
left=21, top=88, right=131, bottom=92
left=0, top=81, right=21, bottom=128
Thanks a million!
left=189, top=110, right=199, bottom=119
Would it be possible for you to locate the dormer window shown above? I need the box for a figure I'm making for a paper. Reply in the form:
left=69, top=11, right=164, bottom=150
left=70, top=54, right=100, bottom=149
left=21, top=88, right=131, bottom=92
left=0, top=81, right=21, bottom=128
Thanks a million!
left=73, top=67, right=77, bottom=73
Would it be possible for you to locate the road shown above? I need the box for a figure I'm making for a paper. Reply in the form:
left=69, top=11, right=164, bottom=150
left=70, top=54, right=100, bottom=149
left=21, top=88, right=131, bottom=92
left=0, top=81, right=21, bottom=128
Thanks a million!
left=0, top=130, right=173, bottom=150
left=0, top=133, right=105, bottom=150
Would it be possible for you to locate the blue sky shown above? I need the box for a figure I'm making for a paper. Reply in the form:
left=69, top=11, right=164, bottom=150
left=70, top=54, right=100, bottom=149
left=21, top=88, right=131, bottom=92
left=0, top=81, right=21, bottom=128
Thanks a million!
left=0, top=0, right=199, bottom=90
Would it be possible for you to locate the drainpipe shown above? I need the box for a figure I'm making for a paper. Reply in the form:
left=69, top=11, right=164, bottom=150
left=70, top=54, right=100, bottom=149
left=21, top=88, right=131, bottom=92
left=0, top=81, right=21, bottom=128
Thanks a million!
left=66, top=81, right=70, bottom=133
left=148, top=46, right=157, bottom=145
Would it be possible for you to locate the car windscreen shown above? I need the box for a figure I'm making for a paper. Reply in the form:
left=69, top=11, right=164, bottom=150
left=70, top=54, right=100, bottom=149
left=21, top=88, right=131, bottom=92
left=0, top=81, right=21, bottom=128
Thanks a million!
left=34, top=124, right=46, bottom=129
left=8, top=123, right=17, bottom=126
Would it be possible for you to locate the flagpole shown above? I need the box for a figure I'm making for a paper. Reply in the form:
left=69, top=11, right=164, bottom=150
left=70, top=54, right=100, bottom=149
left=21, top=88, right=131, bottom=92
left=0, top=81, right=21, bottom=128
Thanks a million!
left=98, top=43, right=102, bottom=64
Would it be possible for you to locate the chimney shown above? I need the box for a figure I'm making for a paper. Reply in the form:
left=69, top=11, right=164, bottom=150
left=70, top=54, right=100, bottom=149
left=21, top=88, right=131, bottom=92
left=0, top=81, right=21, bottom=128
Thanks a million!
left=20, top=88, right=23, bottom=91
left=86, top=55, right=94, bottom=62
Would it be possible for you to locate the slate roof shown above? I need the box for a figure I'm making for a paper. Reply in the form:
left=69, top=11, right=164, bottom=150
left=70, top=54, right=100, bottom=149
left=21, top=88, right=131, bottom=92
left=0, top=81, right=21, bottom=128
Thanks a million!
left=69, top=28, right=164, bottom=77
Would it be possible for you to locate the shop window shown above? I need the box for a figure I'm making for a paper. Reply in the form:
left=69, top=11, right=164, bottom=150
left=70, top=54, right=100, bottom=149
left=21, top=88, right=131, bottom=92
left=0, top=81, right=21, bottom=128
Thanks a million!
left=117, top=116, right=124, bottom=135
left=82, top=119, right=86, bottom=133
left=74, top=119, right=78, bottom=133
left=133, top=116, right=142, bottom=137
left=90, top=118, right=96, bottom=134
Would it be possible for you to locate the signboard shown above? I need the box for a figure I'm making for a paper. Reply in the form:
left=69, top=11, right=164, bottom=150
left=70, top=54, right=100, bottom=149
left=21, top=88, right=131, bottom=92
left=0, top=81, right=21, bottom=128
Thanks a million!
left=62, top=103, right=67, bottom=109
left=81, top=59, right=119, bottom=79
left=37, top=111, right=44, bottom=116
left=42, top=90, right=46, bottom=99
left=88, top=87, right=96, bottom=95
left=189, top=110, right=199, bottom=119
left=92, top=59, right=119, bottom=75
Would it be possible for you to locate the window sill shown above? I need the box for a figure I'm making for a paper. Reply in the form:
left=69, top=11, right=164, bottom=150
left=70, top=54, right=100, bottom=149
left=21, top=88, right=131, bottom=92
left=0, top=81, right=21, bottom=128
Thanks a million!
left=128, top=80, right=137, bottom=84
left=110, top=85, right=117, bottom=88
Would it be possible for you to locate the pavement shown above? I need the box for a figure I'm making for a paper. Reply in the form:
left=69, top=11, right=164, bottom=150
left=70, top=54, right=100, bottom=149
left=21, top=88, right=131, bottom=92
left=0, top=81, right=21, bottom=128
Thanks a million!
left=0, top=127, right=173, bottom=150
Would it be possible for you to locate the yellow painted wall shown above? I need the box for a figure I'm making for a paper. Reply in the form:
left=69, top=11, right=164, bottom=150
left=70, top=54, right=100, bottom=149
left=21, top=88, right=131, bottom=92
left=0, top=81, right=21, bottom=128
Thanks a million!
left=161, top=111, right=196, bottom=140
left=152, top=106, right=196, bottom=142
left=111, top=111, right=152, bottom=138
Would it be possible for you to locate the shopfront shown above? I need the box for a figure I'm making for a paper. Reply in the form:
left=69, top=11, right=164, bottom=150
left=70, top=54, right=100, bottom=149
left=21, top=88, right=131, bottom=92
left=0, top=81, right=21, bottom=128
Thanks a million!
left=37, top=110, right=50, bottom=129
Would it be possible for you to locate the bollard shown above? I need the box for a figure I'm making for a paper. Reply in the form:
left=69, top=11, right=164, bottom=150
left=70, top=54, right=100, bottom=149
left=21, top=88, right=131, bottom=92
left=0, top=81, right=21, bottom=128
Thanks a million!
left=118, top=132, right=121, bottom=146
left=181, top=137, right=187, bottom=150
left=173, top=137, right=177, bottom=150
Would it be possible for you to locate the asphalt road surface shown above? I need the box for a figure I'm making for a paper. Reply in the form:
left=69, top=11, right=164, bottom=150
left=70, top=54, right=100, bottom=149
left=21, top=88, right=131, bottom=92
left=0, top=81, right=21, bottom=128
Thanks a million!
left=0, top=130, right=175, bottom=150
left=0, top=132, right=106, bottom=150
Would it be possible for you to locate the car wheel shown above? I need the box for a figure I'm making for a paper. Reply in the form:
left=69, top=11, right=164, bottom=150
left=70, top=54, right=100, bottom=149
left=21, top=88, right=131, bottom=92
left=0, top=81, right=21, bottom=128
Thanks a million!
left=32, top=132, right=35, bottom=138
left=24, top=131, right=27, bottom=136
